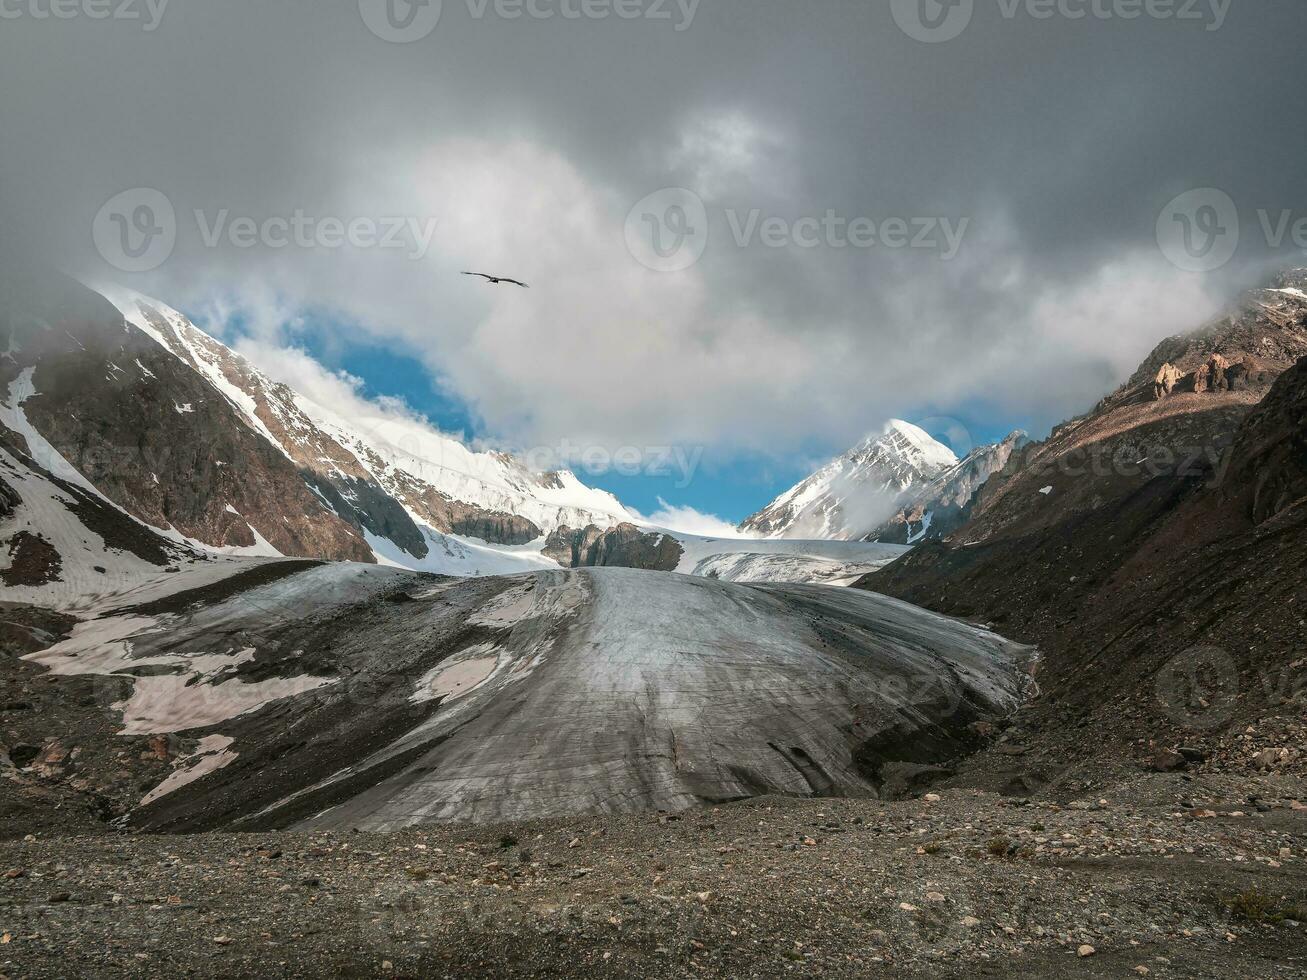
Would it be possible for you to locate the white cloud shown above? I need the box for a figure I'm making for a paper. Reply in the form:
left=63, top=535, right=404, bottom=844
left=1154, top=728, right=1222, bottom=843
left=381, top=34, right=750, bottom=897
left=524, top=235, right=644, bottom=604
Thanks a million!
left=666, top=110, right=789, bottom=199
left=635, top=497, right=751, bottom=538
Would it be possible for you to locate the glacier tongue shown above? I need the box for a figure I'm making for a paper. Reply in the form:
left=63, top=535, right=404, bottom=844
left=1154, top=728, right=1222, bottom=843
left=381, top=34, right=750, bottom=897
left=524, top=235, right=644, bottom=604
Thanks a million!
left=31, top=562, right=1034, bottom=830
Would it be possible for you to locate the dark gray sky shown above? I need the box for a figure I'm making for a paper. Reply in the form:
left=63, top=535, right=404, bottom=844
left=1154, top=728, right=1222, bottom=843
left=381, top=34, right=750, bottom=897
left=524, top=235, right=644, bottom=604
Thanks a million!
left=3, top=0, right=1305, bottom=468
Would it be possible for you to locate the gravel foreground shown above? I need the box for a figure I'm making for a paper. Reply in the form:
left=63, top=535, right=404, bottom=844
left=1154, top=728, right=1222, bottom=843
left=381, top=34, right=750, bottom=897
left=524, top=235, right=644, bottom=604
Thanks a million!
left=2, top=773, right=1305, bottom=979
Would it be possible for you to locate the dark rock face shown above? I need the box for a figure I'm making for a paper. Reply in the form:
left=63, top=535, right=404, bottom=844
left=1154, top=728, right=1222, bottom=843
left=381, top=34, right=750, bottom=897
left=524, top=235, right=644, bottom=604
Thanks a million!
left=543, top=523, right=683, bottom=571
left=1, top=531, right=62, bottom=586
left=542, top=525, right=604, bottom=566
left=446, top=511, right=540, bottom=546
left=0, top=474, right=18, bottom=520
left=303, top=472, right=428, bottom=558
left=1219, top=354, right=1307, bottom=525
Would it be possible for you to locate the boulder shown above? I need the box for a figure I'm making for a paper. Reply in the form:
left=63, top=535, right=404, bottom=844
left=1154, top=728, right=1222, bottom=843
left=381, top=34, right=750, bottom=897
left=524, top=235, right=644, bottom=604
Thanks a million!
left=1149, top=749, right=1188, bottom=773
left=1153, top=362, right=1183, bottom=400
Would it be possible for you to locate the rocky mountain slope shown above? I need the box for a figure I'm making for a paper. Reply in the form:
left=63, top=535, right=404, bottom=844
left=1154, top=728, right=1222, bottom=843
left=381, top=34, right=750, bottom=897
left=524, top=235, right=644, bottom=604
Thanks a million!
left=0, top=271, right=632, bottom=576
left=948, top=273, right=1307, bottom=548
left=864, top=430, right=1029, bottom=545
left=739, top=420, right=958, bottom=540
left=857, top=273, right=1307, bottom=790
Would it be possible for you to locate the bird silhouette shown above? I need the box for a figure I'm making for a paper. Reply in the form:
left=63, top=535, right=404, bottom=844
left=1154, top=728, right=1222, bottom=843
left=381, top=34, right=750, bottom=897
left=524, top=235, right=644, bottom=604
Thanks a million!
left=462, top=271, right=529, bottom=288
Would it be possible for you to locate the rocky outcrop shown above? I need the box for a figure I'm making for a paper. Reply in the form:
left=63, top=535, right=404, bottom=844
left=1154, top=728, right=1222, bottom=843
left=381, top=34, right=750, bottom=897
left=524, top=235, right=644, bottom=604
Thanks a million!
left=542, top=525, right=604, bottom=566
left=0, top=473, right=18, bottom=520
left=1153, top=362, right=1184, bottom=400
left=544, top=523, right=683, bottom=571
left=1153, top=354, right=1262, bottom=400
left=446, top=510, right=540, bottom=545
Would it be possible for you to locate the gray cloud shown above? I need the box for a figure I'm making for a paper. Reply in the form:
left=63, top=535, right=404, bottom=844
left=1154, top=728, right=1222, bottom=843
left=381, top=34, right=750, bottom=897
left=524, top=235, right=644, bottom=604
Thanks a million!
left=3, top=0, right=1305, bottom=458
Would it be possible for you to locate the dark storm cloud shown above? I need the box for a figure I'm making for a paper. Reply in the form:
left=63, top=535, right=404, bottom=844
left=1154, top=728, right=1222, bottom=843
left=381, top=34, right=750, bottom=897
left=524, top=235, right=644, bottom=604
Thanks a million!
left=2, top=0, right=1304, bottom=454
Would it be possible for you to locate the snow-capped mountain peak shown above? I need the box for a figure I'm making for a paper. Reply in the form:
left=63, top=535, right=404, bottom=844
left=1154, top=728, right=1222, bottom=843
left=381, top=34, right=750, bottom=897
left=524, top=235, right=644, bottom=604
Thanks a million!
left=739, top=419, right=959, bottom=540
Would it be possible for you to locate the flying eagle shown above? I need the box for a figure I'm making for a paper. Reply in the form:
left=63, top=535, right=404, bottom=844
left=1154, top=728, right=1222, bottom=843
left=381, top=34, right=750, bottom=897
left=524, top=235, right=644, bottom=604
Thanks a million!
left=462, top=272, right=529, bottom=288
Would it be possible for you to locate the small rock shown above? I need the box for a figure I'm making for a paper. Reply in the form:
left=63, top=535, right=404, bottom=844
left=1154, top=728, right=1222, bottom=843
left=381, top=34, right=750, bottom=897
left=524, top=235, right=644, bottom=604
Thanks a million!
left=1149, top=750, right=1187, bottom=773
left=1077, top=944, right=1096, bottom=958
left=960, top=916, right=981, bottom=928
